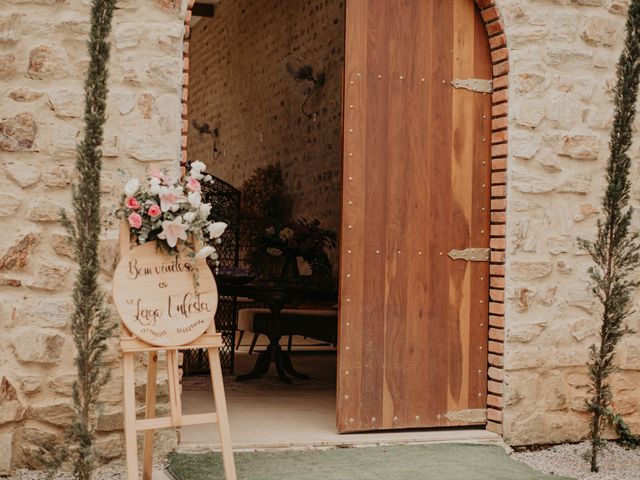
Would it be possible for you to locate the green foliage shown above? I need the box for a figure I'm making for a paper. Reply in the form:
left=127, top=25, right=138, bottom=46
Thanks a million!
left=249, top=219, right=337, bottom=278
left=240, top=162, right=293, bottom=228
left=55, top=0, right=117, bottom=478
left=578, top=0, right=640, bottom=472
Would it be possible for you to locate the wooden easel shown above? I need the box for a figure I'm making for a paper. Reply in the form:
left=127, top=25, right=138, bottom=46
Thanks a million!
left=118, top=222, right=237, bottom=480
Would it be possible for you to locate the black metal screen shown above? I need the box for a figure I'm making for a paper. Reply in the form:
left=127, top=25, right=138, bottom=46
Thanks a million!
left=182, top=167, right=241, bottom=374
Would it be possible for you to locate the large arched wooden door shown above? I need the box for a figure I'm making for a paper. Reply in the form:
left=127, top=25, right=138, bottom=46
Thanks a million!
left=337, top=0, right=492, bottom=432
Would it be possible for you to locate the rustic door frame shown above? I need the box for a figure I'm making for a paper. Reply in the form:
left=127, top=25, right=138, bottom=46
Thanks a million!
left=178, top=0, right=509, bottom=436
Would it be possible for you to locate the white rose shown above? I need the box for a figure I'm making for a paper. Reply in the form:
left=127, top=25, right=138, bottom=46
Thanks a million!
left=196, top=246, right=215, bottom=258
left=149, top=177, right=162, bottom=195
left=184, top=211, right=197, bottom=223
left=191, top=160, right=206, bottom=173
left=188, top=191, right=202, bottom=208
left=124, top=178, right=140, bottom=197
left=199, top=203, right=212, bottom=219
left=207, top=222, right=227, bottom=239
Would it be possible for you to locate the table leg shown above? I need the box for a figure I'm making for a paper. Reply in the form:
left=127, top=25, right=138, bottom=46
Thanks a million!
left=235, top=347, right=271, bottom=380
left=281, top=351, right=310, bottom=379
left=234, top=300, right=310, bottom=383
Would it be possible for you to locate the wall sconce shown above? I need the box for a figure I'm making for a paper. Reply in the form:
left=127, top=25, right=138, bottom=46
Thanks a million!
left=285, top=56, right=325, bottom=121
left=192, top=120, right=222, bottom=160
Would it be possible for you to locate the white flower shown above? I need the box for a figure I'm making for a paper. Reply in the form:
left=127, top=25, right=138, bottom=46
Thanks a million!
left=188, top=191, right=202, bottom=208
left=183, top=211, right=197, bottom=223
left=149, top=177, right=162, bottom=195
left=199, top=203, right=212, bottom=219
left=211, top=252, right=219, bottom=260
left=158, top=186, right=187, bottom=212
left=124, top=178, right=140, bottom=197
left=191, top=160, right=206, bottom=173
left=204, top=175, right=212, bottom=182
left=267, top=247, right=283, bottom=257
left=162, top=172, right=177, bottom=186
left=196, top=246, right=215, bottom=258
left=279, top=227, right=294, bottom=241
left=265, top=226, right=276, bottom=235
left=157, top=217, right=188, bottom=248
left=190, top=170, right=204, bottom=181
left=207, top=222, right=227, bottom=239
left=189, top=161, right=206, bottom=180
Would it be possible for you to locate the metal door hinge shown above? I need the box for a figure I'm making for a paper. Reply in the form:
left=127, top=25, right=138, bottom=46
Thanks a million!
left=448, top=248, right=491, bottom=262
left=451, top=78, right=493, bottom=94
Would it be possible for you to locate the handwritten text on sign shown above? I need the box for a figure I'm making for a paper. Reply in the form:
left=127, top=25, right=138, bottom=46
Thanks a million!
left=113, top=242, right=218, bottom=346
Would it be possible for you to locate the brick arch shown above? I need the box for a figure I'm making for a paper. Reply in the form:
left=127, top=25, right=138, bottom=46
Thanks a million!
left=179, top=0, right=508, bottom=435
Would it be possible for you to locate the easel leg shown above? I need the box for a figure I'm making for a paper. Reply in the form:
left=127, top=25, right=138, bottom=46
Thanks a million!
left=142, top=352, right=158, bottom=480
left=123, top=352, right=138, bottom=479
left=166, top=350, right=183, bottom=426
left=208, top=348, right=237, bottom=480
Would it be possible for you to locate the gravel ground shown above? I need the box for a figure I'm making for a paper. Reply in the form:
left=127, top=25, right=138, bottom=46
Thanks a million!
left=5, top=460, right=168, bottom=480
left=512, top=441, right=640, bottom=480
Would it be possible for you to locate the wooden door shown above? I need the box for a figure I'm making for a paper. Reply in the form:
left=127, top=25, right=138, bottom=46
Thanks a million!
left=337, top=0, right=492, bottom=432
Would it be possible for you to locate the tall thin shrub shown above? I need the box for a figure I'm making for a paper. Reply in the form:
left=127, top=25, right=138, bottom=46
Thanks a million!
left=59, top=0, right=117, bottom=477
left=578, top=0, right=640, bottom=472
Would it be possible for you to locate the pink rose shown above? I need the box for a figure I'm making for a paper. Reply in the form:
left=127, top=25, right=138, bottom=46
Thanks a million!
left=187, top=177, right=201, bottom=192
left=148, top=204, right=161, bottom=218
left=125, top=197, right=140, bottom=210
left=128, top=212, right=142, bottom=229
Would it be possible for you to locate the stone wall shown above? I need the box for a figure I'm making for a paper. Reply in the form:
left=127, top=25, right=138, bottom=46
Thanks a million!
left=0, top=0, right=186, bottom=472
left=187, top=0, right=344, bottom=237
left=497, top=0, right=640, bottom=445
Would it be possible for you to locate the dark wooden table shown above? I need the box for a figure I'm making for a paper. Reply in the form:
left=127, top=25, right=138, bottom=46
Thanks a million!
left=216, top=278, right=338, bottom=384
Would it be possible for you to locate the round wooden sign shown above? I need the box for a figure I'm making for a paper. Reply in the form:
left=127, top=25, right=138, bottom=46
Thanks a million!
left=113, top=242, right=218, bottom=347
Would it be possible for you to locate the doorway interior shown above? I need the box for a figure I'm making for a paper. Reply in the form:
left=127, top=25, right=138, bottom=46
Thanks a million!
left=181, top=0, right=346, bottom=448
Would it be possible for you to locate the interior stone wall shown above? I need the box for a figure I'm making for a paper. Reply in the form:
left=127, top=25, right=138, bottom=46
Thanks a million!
left=496, top=0, right=640, bottom=445
left=0, top=0, right=186, bottom=472
left=187, top=0, right=345, bottom=238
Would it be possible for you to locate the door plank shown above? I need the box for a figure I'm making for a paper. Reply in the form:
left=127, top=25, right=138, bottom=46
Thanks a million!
left=448, top=0, right=475, bottom=415
left=468, top=5, right=493, bottom=409
left=359, top=0, right=391, bottom=431
left=337, top=0, right=368, bottom=432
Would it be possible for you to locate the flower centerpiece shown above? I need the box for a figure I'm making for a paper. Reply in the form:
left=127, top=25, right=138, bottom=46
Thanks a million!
left=117, top=161, right=227, bottom=267
left=250, top=218, right=337, bottom=279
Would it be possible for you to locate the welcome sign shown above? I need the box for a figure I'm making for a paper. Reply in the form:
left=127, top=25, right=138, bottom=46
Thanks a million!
left=113, top=242, right=218, bottom=346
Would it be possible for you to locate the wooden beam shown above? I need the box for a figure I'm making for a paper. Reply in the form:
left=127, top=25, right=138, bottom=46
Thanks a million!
left=192, top=3, right=215, bottom=17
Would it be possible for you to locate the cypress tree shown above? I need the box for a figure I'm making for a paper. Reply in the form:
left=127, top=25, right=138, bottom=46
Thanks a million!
left=58, top=0, right=117, bottom=477
left=578, top=0, right=640, bottom=472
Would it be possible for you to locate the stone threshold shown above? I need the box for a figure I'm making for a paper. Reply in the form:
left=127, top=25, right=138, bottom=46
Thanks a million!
left=177, top=428, right=505, bottom=454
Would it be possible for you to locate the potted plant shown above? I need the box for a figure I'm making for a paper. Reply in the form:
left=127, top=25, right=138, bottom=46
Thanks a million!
left=249, top=218, right=337, bottom=280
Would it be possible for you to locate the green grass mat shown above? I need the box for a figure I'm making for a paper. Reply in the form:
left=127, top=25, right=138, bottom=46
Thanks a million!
left=168, top=443, right=574, bottom=480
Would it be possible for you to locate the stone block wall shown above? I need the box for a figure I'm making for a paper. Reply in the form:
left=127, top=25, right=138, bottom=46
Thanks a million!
left=0, top=0, right=186, bottom=471
left=496, top=0, right=640, bottom=444
left=187, top=0, right=345, bottom=237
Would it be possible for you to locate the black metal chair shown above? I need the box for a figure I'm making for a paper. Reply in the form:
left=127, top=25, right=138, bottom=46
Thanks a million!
left=181, top=168, right=241, bottom=374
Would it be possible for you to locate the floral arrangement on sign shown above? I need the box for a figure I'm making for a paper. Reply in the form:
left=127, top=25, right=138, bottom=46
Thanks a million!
left=250, top=218, right=337, bottom=278
left=117, top=161, right=227, bottom=264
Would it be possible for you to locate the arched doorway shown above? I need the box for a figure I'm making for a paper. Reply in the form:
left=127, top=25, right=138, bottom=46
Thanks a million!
left=180, top=0, right=509, bottom=437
